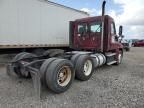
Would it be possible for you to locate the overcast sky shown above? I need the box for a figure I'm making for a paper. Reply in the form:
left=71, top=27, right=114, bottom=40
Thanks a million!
left=49, top=0, right=144, bottom=39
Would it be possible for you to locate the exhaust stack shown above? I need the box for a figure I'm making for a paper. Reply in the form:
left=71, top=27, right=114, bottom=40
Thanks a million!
left=101, top=0, right=106, bottom=52
left=102, top=0, right=106, bottom=16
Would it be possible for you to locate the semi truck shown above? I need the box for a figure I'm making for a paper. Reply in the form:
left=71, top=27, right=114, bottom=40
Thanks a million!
left=6, top=0, right=124, bottom=97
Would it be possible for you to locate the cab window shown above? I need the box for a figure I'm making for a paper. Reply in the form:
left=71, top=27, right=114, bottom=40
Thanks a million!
left=90, top=22, right=101, bottom=33
left=77, top=24, right=87, bottom=33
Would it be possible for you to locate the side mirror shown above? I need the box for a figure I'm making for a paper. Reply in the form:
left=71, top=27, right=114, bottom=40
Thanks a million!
left=119, top=25, right=123, bottom=36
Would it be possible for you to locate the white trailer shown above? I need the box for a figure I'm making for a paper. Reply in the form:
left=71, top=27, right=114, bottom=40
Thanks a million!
left=0, top=0, right=88, bottom=49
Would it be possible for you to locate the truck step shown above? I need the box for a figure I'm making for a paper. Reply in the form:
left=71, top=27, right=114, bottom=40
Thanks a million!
left=107, top=61, right=117, bottom=65
left=105, top=53, right=116, bottom=57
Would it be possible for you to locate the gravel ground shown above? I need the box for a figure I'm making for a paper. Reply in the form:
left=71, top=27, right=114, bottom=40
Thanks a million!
left=0, top=47, right=144, bottom=108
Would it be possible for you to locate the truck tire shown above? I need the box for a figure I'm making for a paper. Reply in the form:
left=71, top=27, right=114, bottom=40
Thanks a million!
left=12, top=52, right=37, bottom=78
left=12, top=52, right=27, bottom=62
left=12, top=52, right=28, bottom=77
left=45, top=59, right=74, bottom=93
left=75, top=55, right=94, bottom=81
left=40, top=58, right=57, bottom=84
left=43, top=49, right=64, bottom=57
left=71, top=54, right=82, bottom=67
left=115, top=50, right=123, bottom=65
left=33, top=49, right=45, bottom=56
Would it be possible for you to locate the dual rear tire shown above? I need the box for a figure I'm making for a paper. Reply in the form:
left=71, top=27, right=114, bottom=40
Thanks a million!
left=71, top=54, right=94, bottom=81
left=40, top=54, right=94, bottom=93
left=40, top=58, right=75, bottom=93
left=13, top=52, right=94, bottom=93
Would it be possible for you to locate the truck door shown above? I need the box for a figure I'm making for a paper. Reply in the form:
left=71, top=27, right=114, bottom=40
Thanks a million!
left=75, top=23, right=90, bottom=48
left=89, top=21, right=101, bottom=50
left=75, top=22, right=101, bottom=50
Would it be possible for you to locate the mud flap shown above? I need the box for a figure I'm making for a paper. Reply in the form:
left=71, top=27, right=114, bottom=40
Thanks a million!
left=7, top=63, right=41, bottom=100
left=26, top=67, right=41, bottom=100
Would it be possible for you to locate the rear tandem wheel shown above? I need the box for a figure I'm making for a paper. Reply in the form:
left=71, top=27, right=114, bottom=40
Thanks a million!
left=72, top=54, right=94, bottom=81
left=43, top=59, right=75, bottom=93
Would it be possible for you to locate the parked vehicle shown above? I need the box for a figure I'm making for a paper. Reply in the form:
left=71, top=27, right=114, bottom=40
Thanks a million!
left=6, top=0, right=124, bottom=97
left=131, top=39, right=139, bottom=46
left=133, top=40, right=144, bottom=47
left=121, top=39, right=132, bottom=51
